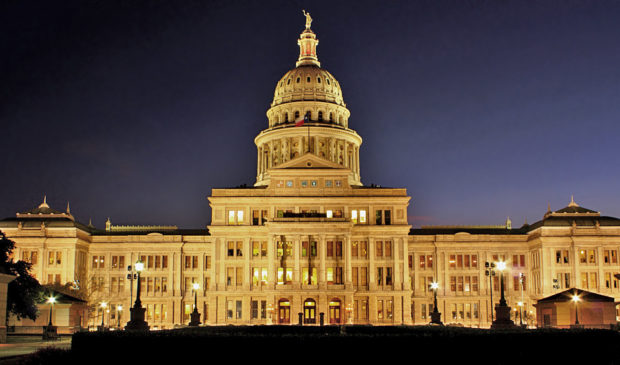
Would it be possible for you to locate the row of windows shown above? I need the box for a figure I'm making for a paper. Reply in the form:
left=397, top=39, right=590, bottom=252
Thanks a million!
left=227, top=208, right=389, bottom=225
left=233, top=266, right=391, bottom=287
left=555, top=249, right=620, bottom=265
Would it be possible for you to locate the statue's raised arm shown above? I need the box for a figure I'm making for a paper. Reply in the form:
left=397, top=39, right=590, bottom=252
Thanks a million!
left=302, top=10, right=312, bottom=29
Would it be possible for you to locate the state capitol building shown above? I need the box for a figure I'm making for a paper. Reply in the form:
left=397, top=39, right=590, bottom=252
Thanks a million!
left=3, top=15, right=620, bottom=330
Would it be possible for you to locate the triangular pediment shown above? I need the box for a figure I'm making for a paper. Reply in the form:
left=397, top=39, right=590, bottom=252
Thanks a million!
left=272, top=153, right=346, bottom=170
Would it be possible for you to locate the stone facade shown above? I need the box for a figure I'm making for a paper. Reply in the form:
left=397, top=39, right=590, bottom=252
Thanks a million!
left=1, top=15, right=619, bottom=329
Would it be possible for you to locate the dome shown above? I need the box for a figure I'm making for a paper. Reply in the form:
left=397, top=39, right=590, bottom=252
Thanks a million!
left=271, top=65, right=345, bottom=108
left=265, top=13, right=350, bottom=129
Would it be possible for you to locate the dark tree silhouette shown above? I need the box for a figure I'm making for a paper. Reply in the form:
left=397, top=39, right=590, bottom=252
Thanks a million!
left=0, top=232, right=42, bottom=321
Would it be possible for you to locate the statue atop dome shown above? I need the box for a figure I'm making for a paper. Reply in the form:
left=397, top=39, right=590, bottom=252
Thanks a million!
left=303, top=10, right=312, bottom=29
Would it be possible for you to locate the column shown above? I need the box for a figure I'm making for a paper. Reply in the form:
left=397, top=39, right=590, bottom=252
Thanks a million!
left=294, top=235, right=301, bottom=288
left=268, top=235, right=276, bottom=290
left=345, top=235, right=352, bottom=287
left=218, top=238, right=226, bottom=291
left=369, top=238, right=376, bottom=290
left=244, top=238, right=251, bottom=291
left=393, top=238, right=401, bottom=290
left=319, top=235, right=326, bottom=289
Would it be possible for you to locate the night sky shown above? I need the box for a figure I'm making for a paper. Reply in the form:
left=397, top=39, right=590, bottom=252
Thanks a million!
left=2, top=0, right=620, bottom=229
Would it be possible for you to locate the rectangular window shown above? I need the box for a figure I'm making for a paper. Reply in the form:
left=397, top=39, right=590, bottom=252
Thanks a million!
left=327, top=241, right=334, bottom=257
left=352, top=242, right=359, bottom=257
left=386, top=267, right=392, bottom=286
left=360, top=241, right=368, bottom=258
left=419, top=255, right=425, bottom=269
left=377, top=267, right=383, bottom=286
left=449, top=255, right=456, bottom=269
left=384, top=241, right=392, bottom=257
left=236, top=301, right=242, bottom=319
left=376, top=241, right=383, bottom=258
left=359, top=210, right=367, bottom=223
left=471, top=255, right=477, bottom=268
left=162, top=256, right=168, bottom=269
left=360, top=267, right=368, bottom=286
left=335, top=241, right=342, bottom=257
left=376, top=210, right=383, bottom=225
left=351, top=210, right=358, bottom=224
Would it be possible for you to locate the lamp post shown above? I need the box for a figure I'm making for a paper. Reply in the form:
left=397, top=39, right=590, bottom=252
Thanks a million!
left=47, top=296, right=56, bottom=326
left=43, top=296, right=58, bottom=340
left=519, top=272, right=525, bottom=326
left=572, top=293, right=581, bottom=326
left=430, top=281, right=443, bottom=325
left=189, top=282, right=201, bottom=326
left=497, top=261, right=507, bottom=306
left=491, top=261, right=515, bottom=329
left=125, top=259, right=149, bottom=331
left=485, top=262, right=496, bottom=322
left=517, top=302, right=523, bottom=326
left=100, top=302, right=107, bottom=328
left=346, top=303, right=353, bottom=325
left=117, top=305, right=123, bottom=329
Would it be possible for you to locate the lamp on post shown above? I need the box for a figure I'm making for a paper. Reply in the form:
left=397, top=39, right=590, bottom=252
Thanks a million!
left=572, top=293, right=581, bottom=327
left=346, top=303, right=353, bottom=325
left=189, top=282, right=201, bottom=326
left=43, top=296, right=58, bottom=341
left=47, top=296, right=56, bottom=326
left=125, top=259, right=149, bottom=331
left=117, top=305, right=123, bottom=329
left=99, top=302, right=108, bottom=331
left=429, top=281, right=443, bottom=325
left=485, top=262, right=496, bottom=323
left=267, top=303, right=274, bottom=325
left=491, top=261, right=515, bottom=329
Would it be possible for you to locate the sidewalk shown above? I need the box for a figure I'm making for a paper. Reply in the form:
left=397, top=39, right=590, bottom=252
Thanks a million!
left=0, top=335, right=71, bottom=362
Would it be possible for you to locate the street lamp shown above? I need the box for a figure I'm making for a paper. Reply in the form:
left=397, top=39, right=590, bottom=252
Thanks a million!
left=430, top=281, right=443, bottom=325
left=125, top=258, right=149, bottom=331
left=490, top=260, right=515, bottom=329
left=517, top=301, right=523, bottom=326
left=47, top=296, right=56, bottom=326
left=572, top=293, right=581, bottom=326
left=485, top=262, right=496, bottom=322
left=100, top=302, right=107, bottom=328
left=189, top=282, right=201, bottom=326
left=346, top=303, right=353, bottom=325
left=117, top=305, right=123, bottom=329
left=496, top=261, right=507, bottom=306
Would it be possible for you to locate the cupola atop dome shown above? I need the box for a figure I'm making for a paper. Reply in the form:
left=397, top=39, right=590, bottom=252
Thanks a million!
left=297, top=10, right=320, bottom=67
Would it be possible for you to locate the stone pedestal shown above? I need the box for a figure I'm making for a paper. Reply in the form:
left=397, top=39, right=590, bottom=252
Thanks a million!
left=430, top=310, right=443, bottom=325
left=125, top=306, right=150, bottom=331
left=491, top=305, right=516, bottom=329
left=189, top=309, right=201, bottom=327
left=43, top=325, right=58, bottom=340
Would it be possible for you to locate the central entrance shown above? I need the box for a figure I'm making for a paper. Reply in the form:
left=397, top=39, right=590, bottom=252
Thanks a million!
left=303, top=299, right=316, bottom=324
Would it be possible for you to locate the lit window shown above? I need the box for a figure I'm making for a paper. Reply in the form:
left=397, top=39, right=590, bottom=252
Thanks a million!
left=286, top=180, right=293, bottom=187
left=351, top=210, right=358, bottom=224
left=326, top=210, right=333, bottom=218
left=325, top=180, right=332, bottom=187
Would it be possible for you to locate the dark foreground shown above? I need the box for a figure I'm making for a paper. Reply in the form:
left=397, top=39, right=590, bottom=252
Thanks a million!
left=16, top=325, right=620, bottom=364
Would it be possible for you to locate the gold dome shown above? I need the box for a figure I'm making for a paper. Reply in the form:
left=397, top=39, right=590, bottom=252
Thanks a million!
left=266, top=14, right=350, bottom=129
left=271, top=66, right=345, bottom=108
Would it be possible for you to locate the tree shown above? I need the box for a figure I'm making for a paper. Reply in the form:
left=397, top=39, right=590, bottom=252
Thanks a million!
left=0, top=232, right=42, bottom=321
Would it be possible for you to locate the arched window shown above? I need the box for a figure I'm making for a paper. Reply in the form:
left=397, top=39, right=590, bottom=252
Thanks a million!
left=329, top=112, right=333, bottom=122
left=318, top=111, right=323, bottom=122
left=326, top=78, right=331, bottom=85
left=285, top=113, right=289, bottom=123
left=307, top=76, right=311, bottom=83
left=306, top=111, right=311, bottom=121
left=303, top=299, right=316, bottom=324
left=317, top=77, right=321, bottom=83
left=296, top=77, right=301, bottom=83
left=295, top=111, right=300, bottom=120
left=287, top=78, right=291, bottom=85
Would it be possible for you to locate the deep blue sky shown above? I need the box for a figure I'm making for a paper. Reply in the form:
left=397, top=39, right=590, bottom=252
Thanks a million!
left=2, top=0, right=620, bottom=229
